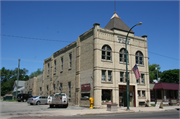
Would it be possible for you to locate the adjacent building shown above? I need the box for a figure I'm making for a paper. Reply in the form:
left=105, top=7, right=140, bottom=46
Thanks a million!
left=24, top=74, right=43, bottom=96
left=41, top=12, right=150, bottom=108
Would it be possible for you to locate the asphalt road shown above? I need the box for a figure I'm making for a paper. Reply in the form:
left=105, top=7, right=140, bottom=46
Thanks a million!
left=0, top=101, right=89, bottom=119
left=11, top=110, right=179, bottom=119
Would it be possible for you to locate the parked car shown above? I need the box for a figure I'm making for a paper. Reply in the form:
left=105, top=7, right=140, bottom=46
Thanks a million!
left=27, top=96, right=48, bottom=105
left=17, top=93, right=32, bottom=102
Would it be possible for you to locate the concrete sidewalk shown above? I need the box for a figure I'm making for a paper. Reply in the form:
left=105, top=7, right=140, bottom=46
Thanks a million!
left=6, top=106, right=179, bottom=119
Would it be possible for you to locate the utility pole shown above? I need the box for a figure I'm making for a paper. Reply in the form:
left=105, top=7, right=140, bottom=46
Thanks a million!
left=15, top=59, right=20, bottom=100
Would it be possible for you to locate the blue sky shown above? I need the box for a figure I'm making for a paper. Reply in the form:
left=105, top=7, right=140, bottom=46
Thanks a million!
left=1, top=1, right=179, bottom=75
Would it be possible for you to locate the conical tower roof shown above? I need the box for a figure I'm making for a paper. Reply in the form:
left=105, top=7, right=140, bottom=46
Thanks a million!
left=105, top=12, right=134, bottom=34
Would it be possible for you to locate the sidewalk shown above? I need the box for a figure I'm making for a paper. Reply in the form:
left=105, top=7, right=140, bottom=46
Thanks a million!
left=6, top=106, right=180, bottom=119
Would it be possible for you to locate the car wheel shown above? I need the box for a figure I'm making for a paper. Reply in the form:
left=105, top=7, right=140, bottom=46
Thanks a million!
left=36, top=101, right=41, bottom=105
left=18, top=100, right=21, bottom=102
left=63, top=103, right=68, bottom=108
left=23, top=99, right=27, bottom=102
left=50, top=105, right=54, bottom=108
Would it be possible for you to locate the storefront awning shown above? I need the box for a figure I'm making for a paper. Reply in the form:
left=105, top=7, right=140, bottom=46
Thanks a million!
left=153, top=83, right=179, bottom=90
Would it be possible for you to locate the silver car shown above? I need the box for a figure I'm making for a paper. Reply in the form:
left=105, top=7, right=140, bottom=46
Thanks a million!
left=27, top=96, right=48, bottom=105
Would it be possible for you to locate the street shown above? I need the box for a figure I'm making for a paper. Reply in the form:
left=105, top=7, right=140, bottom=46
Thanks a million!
left=11, top=110, right=179, bottom=119
left=1, top=101, right=179, bottom=119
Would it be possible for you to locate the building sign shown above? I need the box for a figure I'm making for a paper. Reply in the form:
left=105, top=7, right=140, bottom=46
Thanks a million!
left=117, top=37, right=131, bottom=44
left=81, top=83, right=90, bottom=91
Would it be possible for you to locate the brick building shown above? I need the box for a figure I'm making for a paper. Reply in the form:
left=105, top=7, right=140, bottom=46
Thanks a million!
left=30, top=12, right=150, bottom=108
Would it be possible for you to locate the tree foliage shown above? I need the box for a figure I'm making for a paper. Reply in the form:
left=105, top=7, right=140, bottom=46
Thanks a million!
left=159, top=69, right=179, bottom=83
left=149, top=64, right=162, bottom=83
left=1, top=67, right=29, bottom=96
left=29, top=68, right=43, bottom=78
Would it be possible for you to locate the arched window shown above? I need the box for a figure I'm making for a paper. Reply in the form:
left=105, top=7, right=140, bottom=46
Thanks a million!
left=136, top=51, right=143, bottom=65
left=119, top=48, right=128, bottom=63
left=102, top=45, right=112, bottom=60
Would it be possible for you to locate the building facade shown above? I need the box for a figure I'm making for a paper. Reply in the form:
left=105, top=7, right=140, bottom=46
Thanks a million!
left=25, top=74, right=43, bottom=96
left=41, top=12, right=150, bottom=108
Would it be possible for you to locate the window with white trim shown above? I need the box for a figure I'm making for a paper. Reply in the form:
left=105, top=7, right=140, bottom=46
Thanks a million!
left=102, top=70, right=106, bottom=82
left=101, top=70, right=112, bottom=82
left=136, top=51, right=144, bottom=65
left=102, top=45, right=112, bottom=61
left=120, top=72, right=124, bottom=82
left=108, top=71, right=112, bottom=82
left=120, top=48, right=128, bottom=63
left=142, top=91, right=145, bottom=97
left=141, top=74, right=144, bottom=84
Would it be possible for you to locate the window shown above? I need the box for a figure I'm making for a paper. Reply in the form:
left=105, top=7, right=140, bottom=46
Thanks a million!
left=142, top=91, right=145, bottom=97
left=137, top=79, right=139, bottom=84
left=119, top=48, right=128, bottom=63
left=54, top=60, right=56, bottom=73
left=120, top=72, right=124, bottom=82
left=120, top=72, right=129, bottom=83
left=108, top=71, right=112, bottom=82
left=47, top=85, right=49, bottom=95
left=102, top=90, right=112, bottom=103
left=102, top=70, right=106, bottom=82
left=102, top=70, right=112, bottom=82
left=53, top=84, right=55, bottom=92
left=141, top=74, right=144, bottom=84
left=102, top=45, right=112, bottom=60
left=136, top=51, right=144, bottom=65
left=138, top=90, right=141, bottom=97
left=81, top=93, right=90, bottom=98
left=125, top=72, right=129, bottom=82
left=69, top=54, right=72, bottom=69
left=60, top=83, right=63, bottom=93
left=61, top=57, right=63, bottom=71
left=48, top=63, right=50, bottom=75
left=137, top=74, right=145, bottom=84
left=68, top=82, right=71, bottom=98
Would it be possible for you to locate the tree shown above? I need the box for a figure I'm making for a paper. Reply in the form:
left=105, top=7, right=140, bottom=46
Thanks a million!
left=1, top=67, right=29, bottom=96
left=29, top=68, right=43, bottom=78
left=159, top=69, right=179, bottom=84
left=149, top=64, right=162, bottom=83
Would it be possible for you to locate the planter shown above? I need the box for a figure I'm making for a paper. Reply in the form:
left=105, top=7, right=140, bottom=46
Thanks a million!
left=107, top=103, right=118, bottom=111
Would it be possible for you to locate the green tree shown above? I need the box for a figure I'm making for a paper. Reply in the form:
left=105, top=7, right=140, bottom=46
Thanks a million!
left=29, top=68, right=43, bottom=78
left=159, top=69, right=179, bottom=83
left=149, top=64, right=162, bottom=83
left=1, top=67, right=29, bottom=96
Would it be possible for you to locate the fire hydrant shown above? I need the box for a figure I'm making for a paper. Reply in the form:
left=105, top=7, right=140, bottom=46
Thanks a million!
left=89, top=97, right=93, bottom=109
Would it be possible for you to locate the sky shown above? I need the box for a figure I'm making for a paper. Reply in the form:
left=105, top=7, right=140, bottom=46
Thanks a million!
left=1, top=0, right=179, bottom=75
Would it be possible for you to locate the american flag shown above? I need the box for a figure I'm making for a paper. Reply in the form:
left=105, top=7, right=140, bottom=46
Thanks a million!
left=132, top=64, right=141, bottom=80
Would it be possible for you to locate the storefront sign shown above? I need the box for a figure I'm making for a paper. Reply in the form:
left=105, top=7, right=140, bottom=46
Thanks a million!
left=81, top=83, right=90, bottom=91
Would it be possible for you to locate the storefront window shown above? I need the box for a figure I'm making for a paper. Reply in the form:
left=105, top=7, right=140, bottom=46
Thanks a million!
left=102, top=90, right=111, bottom=104
left=81, top=93, right=90, bottom=98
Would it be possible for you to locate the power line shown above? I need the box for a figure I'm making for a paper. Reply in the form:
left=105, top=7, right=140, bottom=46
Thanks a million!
left=1, top=34, right=179, bottom=61
left=0, top=34, right=73, bottom=43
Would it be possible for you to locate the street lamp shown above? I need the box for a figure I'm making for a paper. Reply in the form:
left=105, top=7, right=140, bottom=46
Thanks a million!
left=126, top=22, right=142, bottom=110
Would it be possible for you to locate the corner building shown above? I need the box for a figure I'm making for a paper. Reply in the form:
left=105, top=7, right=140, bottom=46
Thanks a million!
left=42, top=13, right=150, bottom=108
